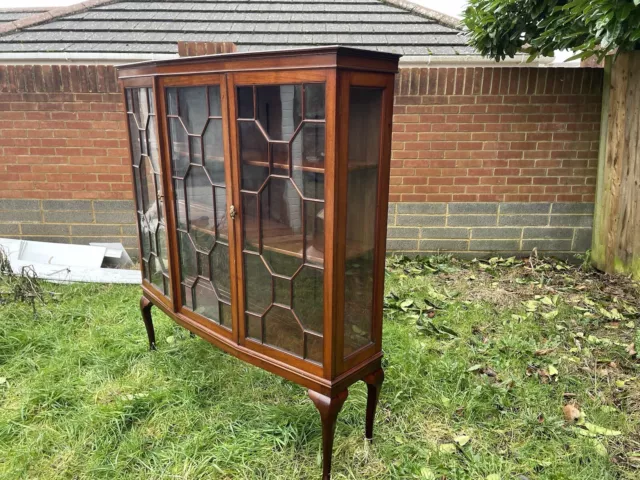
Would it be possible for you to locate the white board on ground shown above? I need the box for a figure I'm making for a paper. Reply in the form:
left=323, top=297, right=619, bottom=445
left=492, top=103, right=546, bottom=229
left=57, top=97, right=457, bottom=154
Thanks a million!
left=19, top=240, right=106, bottom=268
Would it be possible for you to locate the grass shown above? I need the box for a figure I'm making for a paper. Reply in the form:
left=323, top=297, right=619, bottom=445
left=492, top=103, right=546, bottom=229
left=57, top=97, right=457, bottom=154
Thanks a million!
left=0, top=254, right=639, bottom=479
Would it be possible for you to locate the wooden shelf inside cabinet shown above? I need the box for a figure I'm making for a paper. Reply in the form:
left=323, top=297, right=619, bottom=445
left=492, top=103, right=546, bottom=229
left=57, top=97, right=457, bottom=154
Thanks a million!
left=117, top=46, right=399, bottom=480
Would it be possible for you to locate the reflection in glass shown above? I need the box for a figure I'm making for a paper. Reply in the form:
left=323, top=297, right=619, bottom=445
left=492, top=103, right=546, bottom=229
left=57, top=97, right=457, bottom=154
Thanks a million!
left=244, top=253, right=271, bottom=315
left=169, top=118, right=189, bottom=177
left=238, top=83, right=326, bottom=365
left=193, top=280, right=220, bottom=323
left=237, top=86, right=254, bottom=118
left=292, top=266, right=323, bottom=333
left=185, top=166, right=215, bottom=252
left=256, top=85, right=302, bottom=141
left=167, top=84, right=232, bottom=321
left=260, top=177, right=303, bottom=277
left=127, top=88, right=171, bottom=298
left=203, top=118, right=225, bottom=185
left=208, top=85, right=222, bottom=116
left=305, top=332, right=323, bottom=364
left=264, top=306, right=303, bottom=357
left=343, top=87, right=383, bottom=356
left=178, top=86, right=207, bottom=134
left=304, top=83, right=325, bottom=119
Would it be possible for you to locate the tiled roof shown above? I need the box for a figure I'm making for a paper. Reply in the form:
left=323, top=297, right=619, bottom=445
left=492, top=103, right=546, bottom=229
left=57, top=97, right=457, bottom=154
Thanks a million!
left=0, top=8, right=48, bottom=25
left=0, top=0, right=476, bottom=57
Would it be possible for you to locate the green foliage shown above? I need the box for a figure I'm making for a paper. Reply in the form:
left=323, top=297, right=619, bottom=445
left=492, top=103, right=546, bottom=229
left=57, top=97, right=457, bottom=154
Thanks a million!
left=0, top=263, right=639, bottom=479
left=463, top=0, right=640, bottom=62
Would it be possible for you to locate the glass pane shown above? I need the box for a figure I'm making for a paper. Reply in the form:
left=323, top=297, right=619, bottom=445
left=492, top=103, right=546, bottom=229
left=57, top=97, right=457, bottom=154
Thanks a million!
left=273, top=276, right=290, bottom=306
left=271, top=142, right=289, bottom=171
left=292, top=123, right=325, bottom=170
left=189, top=136, right=203, bottom=165
left=305, top=332, right=323, bottom=364
left=239, top=82, right=325, bottom=364
left=182, top=284, right=193, bottom=309
left=343, top=87, right=383, bottom=356
left=239, top=121, right=269, bottom=190
left=260, top=177, right=303, bottom=277
left=210, top=244, right=231, bottom=303
left=264, top=306, right=304, bottom=357
left=256, top=85, right=302, bottom=141
left=174, top=178, right=187, bottom=230
left=127, top=87, right=170, bottom=299
left=185, top=166, right=215, bottom=252
left=214, top=186, right=228, bottom=240
left=305, top=201, right=324, bottom=265
left=147, top=115, right=160, bottom=171
left=166, top=87, right=178, bottom=115
left=150, top=255, right=163, bottom=291
left=178, top=86, right=208, bottom=134
left=169, top=117, right=189, bottom=177
left=193, top=280, right=220, bottom=323
left=237, top=86, right=254, bottom=119
left=203, top=119, right=225, bottom=185
left=208, top=86, right=222, bottom=117
left=304, top=83, right=325, bottom=120
left=178, top=231, right=197, bottom=283
left=128, top=116, right=141, bottom=166
left=244, top=253, right=272, bottom=315
left=242, top=192, right=259, bottom=252
left=246, top=313, right=262, bottom=340
left=220, top=303, right=232, bottom=329
left=292, top=266, right=323, bottom=334
left=198, top=251, right=210, bottom=279
left=140, top=156, right=158, bottom=234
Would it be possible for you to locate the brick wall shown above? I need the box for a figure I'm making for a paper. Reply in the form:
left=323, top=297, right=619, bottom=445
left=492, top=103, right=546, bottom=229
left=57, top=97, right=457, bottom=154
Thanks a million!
left=0, top=65, right=129, bottom=200
left=392, top=67, right=603, bottom=203
left=0, top=64, right=603, bottom=257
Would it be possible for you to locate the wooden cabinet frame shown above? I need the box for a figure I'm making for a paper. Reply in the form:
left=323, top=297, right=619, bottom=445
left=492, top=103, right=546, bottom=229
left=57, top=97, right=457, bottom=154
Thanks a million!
left=118, top=47, right=399, bottom=480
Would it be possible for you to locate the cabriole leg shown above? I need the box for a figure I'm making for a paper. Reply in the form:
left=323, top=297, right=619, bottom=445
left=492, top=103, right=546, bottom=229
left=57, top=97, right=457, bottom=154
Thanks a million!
left=308, top=389, right=348, bottom=480
left=139, top=296, right=156, bottom=350
left=363, top=368, right=384, bottom=440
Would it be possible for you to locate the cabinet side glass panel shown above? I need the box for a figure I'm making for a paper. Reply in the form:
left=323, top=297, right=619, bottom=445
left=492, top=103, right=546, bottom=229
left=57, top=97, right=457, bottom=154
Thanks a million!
left=125, top=87, right=171, bottom=297
left=343, top=87, right=383, bottom=357
left=165, top=85, right=232, bottom=329
left=238, top=83, right=325, bottom=365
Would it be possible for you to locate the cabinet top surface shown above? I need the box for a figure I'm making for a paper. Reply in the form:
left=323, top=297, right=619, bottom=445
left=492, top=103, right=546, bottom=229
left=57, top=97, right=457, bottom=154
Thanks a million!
left=117, top=45, right=400, bottom=78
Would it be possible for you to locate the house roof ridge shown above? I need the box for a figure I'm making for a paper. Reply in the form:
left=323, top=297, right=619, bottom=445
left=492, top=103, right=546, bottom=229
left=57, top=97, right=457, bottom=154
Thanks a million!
left=380, top=0, right=462, bottom=30
left=0, top=0, right=120, bottom=37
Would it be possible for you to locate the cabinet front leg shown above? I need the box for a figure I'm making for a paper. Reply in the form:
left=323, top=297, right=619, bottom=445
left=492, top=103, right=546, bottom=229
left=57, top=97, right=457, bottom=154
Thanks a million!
left=308, top=389, right=348, bottom=480
left=139, top=296, right=156, bottom=350
left=363, top=368, right=384, bottom=441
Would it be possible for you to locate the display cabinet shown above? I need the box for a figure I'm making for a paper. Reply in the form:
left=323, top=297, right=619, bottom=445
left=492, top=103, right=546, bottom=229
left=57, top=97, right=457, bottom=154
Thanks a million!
left=118, top=46, right=399, bottom=479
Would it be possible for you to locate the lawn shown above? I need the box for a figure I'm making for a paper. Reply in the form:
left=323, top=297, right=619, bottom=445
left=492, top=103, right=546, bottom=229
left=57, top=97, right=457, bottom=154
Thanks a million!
left=0, top=254, right=639, bottom=479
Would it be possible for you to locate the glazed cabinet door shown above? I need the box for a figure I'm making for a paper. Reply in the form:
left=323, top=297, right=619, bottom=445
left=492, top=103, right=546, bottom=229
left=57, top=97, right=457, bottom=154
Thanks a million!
left=124, top=83, right=172, bottom=302
left=160, top=76, right=237, bottom=339
left=228, top=71, right=330, bottom=374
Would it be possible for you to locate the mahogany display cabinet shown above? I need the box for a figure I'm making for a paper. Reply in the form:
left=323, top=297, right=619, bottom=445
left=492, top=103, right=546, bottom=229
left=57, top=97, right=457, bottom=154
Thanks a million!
left=117, top=46, right=399, bottom=479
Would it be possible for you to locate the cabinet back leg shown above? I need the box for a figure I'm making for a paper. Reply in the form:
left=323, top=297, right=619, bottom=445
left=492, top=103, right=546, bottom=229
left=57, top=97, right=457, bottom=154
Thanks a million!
left=308, top=389, right=348, bottom=480
left=139, top=296, right=156, bottom=350
left=363, top=368, right=384, bottom=440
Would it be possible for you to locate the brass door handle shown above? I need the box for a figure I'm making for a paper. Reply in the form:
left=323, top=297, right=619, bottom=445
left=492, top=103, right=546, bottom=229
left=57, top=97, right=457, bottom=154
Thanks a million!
left=229, top=204, right=237, bottom=220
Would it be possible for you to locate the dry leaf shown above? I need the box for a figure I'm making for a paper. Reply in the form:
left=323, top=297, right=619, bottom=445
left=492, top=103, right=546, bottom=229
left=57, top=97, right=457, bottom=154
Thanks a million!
left=563, top=404, right=582, bottom=423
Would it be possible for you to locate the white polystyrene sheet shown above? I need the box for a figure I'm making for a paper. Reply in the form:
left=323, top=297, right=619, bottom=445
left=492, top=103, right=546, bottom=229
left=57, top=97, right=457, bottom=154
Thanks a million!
left=19, top=240, right=106, bottom=268
left=9, top=260, right=141, bottom=284
left=0, top=238, right=141, bottom=285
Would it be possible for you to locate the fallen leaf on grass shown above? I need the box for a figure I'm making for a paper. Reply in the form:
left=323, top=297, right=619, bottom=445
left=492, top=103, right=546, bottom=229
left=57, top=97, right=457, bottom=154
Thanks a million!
left=535, top=348, right=555, bottom=356
left=438, top=443, right=457, bottom=454
left=563, top=404, right=582, bottom=423
left=454, top=435, right=470, bottom=447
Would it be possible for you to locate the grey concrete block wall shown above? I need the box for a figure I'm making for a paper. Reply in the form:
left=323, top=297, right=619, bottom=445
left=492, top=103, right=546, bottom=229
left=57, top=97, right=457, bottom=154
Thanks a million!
left=1, top=199, right=594, bottom=261
left=387, top=202, right=594, bottom=257
left=0, top=199, right=139, bottom=257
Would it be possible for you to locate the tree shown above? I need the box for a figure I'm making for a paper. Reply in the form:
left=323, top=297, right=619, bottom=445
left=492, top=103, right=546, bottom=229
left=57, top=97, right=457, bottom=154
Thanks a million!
left=463, top=0, right=640, bottom=63
left=463, top=1, right=640, bottom=280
